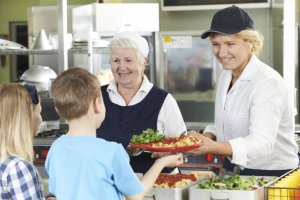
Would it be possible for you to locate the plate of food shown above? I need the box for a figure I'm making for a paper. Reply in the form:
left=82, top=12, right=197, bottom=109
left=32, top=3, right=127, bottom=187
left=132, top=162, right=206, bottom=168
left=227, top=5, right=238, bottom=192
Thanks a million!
left=129, top=128, right=203, bottom=152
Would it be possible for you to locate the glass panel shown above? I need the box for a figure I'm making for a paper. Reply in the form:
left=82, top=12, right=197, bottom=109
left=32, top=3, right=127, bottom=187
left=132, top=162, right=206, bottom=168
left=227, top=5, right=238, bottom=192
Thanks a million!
left=162, top=35, right=218, bottom=123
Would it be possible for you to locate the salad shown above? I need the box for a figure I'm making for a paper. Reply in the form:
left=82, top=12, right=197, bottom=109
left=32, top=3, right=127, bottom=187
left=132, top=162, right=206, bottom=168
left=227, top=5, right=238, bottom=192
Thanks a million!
left=198, top=174, right=274, bottom=190
left=130, top=128, right=165, bottom=144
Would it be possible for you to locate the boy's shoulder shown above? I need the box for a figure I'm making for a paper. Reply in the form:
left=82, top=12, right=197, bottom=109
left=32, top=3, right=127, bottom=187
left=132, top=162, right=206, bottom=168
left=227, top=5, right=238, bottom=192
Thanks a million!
left=52, top=135, right=122, bottom=150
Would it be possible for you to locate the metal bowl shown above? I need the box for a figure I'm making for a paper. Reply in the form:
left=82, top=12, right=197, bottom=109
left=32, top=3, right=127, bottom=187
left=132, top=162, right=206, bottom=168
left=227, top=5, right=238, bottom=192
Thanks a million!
left=20, top=66, right=57, bottom=92
left=21, top=66, right=57, bottom=83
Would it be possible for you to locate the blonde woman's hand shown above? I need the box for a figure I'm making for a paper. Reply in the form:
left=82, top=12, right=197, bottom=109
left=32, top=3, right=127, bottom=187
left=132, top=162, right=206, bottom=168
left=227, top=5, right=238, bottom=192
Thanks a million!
left=186, top=130, right=232, bottom=157
left=185, top=130, right=215, bottom=156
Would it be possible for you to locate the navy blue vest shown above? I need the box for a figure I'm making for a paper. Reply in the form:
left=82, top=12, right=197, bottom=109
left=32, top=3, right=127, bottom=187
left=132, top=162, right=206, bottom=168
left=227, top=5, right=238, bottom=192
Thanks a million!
left=96, top=84, right=169, bottom=173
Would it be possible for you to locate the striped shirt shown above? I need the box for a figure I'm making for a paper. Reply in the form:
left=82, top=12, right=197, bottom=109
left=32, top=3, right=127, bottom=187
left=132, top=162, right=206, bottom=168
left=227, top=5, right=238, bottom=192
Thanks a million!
left=0, top=156, right=44, bottom=200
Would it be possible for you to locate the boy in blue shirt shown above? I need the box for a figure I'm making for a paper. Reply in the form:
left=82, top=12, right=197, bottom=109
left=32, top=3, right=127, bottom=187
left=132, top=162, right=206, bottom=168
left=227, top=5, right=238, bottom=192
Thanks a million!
left=45, top=67, right=183, bottom=200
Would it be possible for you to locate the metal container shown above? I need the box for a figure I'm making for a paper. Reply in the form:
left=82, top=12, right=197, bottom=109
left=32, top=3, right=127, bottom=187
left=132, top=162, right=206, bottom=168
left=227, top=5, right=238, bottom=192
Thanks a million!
left=143, top=174, right=209, bottom=200
left=189, top=176, right=273, bottom=200
left=189, top=185, right=264, bottom=200
left=20, top=65, right=57, bottom=92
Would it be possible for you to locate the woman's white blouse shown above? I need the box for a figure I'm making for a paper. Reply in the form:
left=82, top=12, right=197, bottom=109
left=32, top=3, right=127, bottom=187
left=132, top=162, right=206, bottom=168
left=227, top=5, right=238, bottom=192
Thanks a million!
left=205, top=55, right=299, bottom=170
left=106, top=75, right=187, bottom=137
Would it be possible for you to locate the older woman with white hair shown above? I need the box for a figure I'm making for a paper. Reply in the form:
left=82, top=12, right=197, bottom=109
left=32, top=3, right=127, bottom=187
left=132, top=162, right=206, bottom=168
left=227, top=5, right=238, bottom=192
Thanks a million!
left=96, top=32, right=186, bottom=173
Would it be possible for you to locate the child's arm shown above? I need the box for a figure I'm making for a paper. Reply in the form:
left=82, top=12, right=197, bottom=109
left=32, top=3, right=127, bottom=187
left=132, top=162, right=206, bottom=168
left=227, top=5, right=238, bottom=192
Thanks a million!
left=125, top=153, right=183, bottom=200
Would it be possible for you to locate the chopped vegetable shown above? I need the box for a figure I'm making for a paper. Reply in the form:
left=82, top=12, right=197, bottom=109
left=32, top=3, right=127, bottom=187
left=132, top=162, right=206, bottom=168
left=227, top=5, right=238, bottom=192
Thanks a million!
left=198, top=174, right=275, bottom=190
left=130, top=128, right=165, bottom=144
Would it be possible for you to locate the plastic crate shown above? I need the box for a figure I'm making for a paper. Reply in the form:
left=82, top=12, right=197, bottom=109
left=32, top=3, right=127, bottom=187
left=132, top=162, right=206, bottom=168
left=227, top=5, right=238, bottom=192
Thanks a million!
left=265, top=166, right=300, bottom=200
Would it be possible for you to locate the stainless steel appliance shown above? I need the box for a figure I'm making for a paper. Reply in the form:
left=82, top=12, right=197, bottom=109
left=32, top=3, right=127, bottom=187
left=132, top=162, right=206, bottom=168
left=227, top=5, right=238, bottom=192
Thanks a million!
left=33, top=127, right=68, bottom=180
left=158, top=31, right=219, bottom=124
left=20, top=65, right=57, bottom=93
left=20, top=64, right=65, bottom=180
left=71, top=3, right=160, bottom=83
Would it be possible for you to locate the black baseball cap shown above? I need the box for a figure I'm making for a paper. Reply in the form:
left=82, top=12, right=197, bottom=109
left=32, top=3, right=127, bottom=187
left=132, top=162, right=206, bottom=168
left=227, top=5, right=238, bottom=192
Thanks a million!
left=201, top=5, right=254, bottom=39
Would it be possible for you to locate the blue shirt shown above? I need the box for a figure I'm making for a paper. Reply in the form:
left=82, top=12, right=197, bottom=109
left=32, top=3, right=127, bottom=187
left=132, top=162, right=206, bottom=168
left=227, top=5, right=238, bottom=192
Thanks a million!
left=45, top=135, right=143, bottom=200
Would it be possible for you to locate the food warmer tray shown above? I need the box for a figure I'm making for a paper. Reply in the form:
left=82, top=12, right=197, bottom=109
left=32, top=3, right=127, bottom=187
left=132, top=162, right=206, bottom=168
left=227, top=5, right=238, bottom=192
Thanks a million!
left=143, top=175, right=209, bottom=200
left=188, top=176, right=274, bottom=200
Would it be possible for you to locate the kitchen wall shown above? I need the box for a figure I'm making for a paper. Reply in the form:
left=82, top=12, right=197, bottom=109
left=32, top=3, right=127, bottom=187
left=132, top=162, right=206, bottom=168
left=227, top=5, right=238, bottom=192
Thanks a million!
left=122, top=0, right=299, bottom=79
left=0, top=1, right=299, bottom=83
left=0, top=0, right=97, bottom=83
left=123, top=0, right=286, bottom=73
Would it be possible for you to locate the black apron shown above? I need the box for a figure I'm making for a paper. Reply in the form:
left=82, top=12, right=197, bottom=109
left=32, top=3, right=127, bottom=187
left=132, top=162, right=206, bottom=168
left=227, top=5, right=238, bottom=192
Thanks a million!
left=97, top=84, right=173, bottom=173
left=223, top=157, right=295, bottom=176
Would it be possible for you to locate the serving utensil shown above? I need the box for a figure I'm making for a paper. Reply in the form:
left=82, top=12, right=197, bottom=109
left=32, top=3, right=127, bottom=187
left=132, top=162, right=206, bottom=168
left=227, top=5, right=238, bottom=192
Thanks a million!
left=208, top=166, right=227, bottom=178
left=127, top=145, right=144, bottom=156
left=180, top=130, right=188, bottom=137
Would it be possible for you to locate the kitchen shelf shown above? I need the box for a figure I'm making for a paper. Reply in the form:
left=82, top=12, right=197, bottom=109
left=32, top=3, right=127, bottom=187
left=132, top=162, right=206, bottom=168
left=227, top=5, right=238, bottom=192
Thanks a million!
left=69, top=47, right=108, bottom=54
left=0, top=49, right=58, bottom=55
left=0, top=47, right=108, bottom=55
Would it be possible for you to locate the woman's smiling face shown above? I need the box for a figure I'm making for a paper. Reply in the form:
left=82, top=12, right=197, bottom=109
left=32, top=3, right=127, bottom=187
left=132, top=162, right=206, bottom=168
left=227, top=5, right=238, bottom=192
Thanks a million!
left=211, top=33, right=252, bottom=74
left=110, top=48, right=145, bottom=89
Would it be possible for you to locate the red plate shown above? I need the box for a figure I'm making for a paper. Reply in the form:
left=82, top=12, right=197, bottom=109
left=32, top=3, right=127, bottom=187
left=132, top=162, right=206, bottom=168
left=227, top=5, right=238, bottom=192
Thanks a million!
left=129, top=142, right=202, bottom=152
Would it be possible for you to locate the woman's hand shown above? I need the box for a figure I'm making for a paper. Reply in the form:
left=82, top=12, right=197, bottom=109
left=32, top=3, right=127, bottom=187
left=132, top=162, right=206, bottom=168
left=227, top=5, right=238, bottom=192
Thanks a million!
left=185, top=130, right=216, bottom=156
left=186, top=130, right=233, bottom=157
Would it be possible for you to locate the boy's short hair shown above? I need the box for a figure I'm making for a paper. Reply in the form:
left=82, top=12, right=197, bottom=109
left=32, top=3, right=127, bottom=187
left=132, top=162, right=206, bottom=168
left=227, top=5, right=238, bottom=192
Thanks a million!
left=51, top=67, right=101, bottom=121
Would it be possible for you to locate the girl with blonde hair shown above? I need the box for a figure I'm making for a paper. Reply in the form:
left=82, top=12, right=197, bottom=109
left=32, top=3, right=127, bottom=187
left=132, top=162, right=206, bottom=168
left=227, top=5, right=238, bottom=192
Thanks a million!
left=0, top=83, right=45, bottom=199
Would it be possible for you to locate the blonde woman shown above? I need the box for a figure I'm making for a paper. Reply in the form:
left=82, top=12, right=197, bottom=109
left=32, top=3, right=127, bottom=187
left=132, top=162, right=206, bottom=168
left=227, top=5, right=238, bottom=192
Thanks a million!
left=0, top=84, right=45, bottom=199
left=188, top=5, right=299, bottom=176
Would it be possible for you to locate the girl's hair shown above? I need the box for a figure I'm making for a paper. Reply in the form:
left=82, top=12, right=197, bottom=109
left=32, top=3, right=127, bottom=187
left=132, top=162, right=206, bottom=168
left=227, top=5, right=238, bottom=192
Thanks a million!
left=51, top=67, right=101, bottom=121
left=235, top=29, right=264, bottom=54
left=0, top=84, right=34, bottom=162
left=108, top=38, right=146, bottom=64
